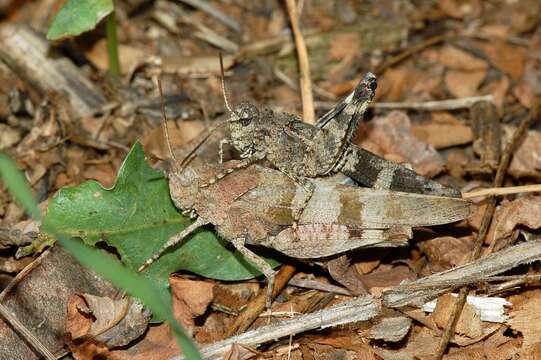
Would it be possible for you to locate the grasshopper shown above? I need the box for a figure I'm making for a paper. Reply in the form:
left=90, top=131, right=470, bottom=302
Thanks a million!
left=138, top=74, right=468, bottom=308
left=139, top=156, right=471, bottom=309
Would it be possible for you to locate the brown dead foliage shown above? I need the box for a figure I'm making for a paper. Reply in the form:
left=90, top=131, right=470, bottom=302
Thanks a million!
left=1, top=0, right=541, bottom=359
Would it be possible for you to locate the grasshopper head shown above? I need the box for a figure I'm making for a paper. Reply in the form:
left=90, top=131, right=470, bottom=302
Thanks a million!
left=228, top=101, right=261, bottom=158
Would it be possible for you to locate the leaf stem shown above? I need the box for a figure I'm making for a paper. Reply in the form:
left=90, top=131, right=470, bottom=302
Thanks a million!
left=106, top=8, right=120, bottom=76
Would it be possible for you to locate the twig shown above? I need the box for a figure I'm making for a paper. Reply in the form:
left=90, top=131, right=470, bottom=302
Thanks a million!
left=171, top=240, right=541, bottom=360
left=225, top=264, right=296, bottom=337
left=462, top=184, right=541, bottom=199
left=434, top=98, right=541, bottom=359
left=316, top=95, right=495, bottom=112
left=0, top=249, right=51, bottom=302
left=175, top=0, right=241, bottom=33
left=176, top=295, right=381, bottom=360
left=273, top=66, right=337, bottom=101
left=285, top=0, right=315, bottom=123
left=375, top=34, right=450, bottom=75
left=288, top=277, right=352, bottom=296
left=0, top=303, right=56, bottom=360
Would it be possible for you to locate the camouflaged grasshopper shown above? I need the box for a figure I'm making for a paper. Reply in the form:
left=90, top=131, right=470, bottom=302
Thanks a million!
left=138, top=73, right=467, bottom=308
left=139, top=156, right=471, bottom=309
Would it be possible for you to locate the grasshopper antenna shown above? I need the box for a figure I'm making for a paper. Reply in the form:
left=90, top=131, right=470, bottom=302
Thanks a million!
left=219, top=52, right=234, bottom=114
left=155, top=76, right=177, bottom=162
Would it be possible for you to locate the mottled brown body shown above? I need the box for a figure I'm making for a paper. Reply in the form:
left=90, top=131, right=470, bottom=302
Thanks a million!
left=168, top=158, right=471, bottom=258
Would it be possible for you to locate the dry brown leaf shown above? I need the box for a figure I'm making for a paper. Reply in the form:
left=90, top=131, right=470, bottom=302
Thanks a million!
left=374, top=327, right=439, bottom=359
left=223, top=343, right=261, bottom=360
left=444, top=69, right=486, bottom=98
left=486, top=196, right=541, bottom=251
left=66, top=294, right=150, bottom=350
left=438, top=46, right=488, bottom=71
left=504, top=126, right=541, bottom=179
left=109, top=323, right=179, bottom=360
left=360, top=265, right=417, bottom=291
left=432, top=293, right=483, bottom=339
left=0, top=123, right=21, bottom=150
left=328, top=32, right=359, bottom=61
left=438, top=0, right=482, bottom=19
left=86, top=40, right=146, bottom=74
left=481, top=75, right=510, bottom=109
left=357, top=111, right=445, bottom=177
left=82, top=163, right=116, bottom=188
left=509, top=289, right=541, bottom=357
left=420, top=236, right=474, bottom=272
left=170, top=276, right=214, bottom=334
left=411, top=123, right=473, bottom=149
left=142, top=120, right=205, bottom=160
left=327, top=255, right=366, bottom=295
left=376, top=67, right=410, bottom=102
left=354, top=259, right=380, bottom=275
left=513, top=80, right=535, bottom=108
left=479, top=40, right=527, bottom=80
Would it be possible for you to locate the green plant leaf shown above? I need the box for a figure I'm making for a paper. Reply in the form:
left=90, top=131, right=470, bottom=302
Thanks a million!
left=43, top=142, right=279, bottom=297
left=47, top=0, right=114, bottom=40
left=0, top=151, right=201, bottom=359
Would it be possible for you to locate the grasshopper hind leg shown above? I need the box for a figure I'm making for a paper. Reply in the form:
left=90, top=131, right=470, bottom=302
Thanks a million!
left=231, top=236, right=275, bottom=312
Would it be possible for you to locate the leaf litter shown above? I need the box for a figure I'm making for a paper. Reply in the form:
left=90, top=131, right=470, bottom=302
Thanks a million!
left=1, top=0, right=541, bottom=359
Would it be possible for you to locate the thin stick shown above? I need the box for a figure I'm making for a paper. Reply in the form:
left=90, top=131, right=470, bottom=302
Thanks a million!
left=284, top=0, right=315, bottom=124
left=462, top=184, right=541, bottom=199
left=315, top=95, right=495, bottom=112
left=375, top=34, right=450, bottom=75
left=154, top=76, right=177, bottom=162
left=434, top=99, right=541, bottom=359
left=0, top=303, right=56, bottom=360
left=224, top=264, right=296, bottom=337
left=176, top=0, right=241, bottom=33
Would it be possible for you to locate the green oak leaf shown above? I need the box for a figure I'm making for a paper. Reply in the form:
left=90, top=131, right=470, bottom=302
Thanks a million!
left=43, top=142, right=279, bottom=297
left=47, top=0, right=114, bottom=40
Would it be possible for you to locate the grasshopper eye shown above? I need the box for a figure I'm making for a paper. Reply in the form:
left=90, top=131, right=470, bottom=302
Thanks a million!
left=240, top=116, right=252, bottom=126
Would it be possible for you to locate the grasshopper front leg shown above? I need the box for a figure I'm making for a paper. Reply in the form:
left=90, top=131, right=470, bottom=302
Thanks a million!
left=231, top=235, right=276, bottom=312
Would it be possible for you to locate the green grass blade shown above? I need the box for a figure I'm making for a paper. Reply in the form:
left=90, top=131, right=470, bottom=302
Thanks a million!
left=0, top=153, right=41, bottom=220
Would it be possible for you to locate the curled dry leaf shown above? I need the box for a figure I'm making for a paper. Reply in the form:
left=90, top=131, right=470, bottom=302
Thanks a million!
left=411, top=122, right=473, bottom=149
left=223, top=343, right=261, bottom=360
left=509, top=289, right=541, bottom=356
left=437, top=46, right=488, bottom=72
left=170, top=276, right=215, bottom=334
left=366, top=316, right=412, bottom=342
left=357, top=111, right=445, bottom=177
left=66, top=294, right=151, bottom=348
left=478, top=40, right=527, bottom=80
left=327, top=255, right=366, bottom=295
left=507, top=128, right=541, bottom=179
left=86, top=39, right=146, bottom=74
left=432, top=293, right=483, bottom=339
left=419, top=236, right=474, bottom=272
left=444, top=69, right=487, bottom=98
left=486, top=196, right=541, bottom=251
